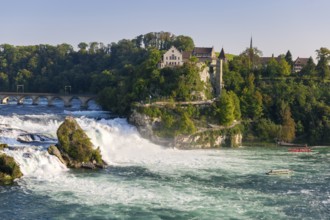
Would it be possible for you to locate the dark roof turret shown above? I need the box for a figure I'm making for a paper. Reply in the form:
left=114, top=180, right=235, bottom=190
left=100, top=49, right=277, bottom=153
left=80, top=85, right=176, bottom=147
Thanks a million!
left=218, top=48, right=226, bottom=60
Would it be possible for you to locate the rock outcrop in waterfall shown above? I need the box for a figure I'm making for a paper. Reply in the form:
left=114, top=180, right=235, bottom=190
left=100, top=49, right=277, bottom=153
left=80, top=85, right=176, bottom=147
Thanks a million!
left=0, top=152, right=23, bottom=185
left=49, top=116, right=106, bottom=169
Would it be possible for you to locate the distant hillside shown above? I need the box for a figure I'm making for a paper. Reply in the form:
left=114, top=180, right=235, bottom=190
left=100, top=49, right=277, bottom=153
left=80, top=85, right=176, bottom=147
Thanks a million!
left=215, top=52, right=236, bottom=61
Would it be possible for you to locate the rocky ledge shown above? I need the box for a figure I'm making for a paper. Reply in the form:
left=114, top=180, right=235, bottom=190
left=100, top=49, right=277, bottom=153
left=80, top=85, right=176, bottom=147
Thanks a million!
left=129, top=110, right=242, bottom=149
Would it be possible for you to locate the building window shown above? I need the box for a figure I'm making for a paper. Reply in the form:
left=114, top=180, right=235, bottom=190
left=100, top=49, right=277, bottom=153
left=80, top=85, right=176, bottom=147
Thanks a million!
left=172, top=50, right=174, bottom=53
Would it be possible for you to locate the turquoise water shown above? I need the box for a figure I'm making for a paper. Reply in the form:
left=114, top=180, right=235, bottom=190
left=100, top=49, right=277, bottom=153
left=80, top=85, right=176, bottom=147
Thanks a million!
left=0, top=104, right=329, bottom=219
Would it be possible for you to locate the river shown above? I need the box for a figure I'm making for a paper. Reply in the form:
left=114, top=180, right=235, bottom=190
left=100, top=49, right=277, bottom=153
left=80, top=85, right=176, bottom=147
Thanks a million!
left=0, top=100, right=329, bottom=219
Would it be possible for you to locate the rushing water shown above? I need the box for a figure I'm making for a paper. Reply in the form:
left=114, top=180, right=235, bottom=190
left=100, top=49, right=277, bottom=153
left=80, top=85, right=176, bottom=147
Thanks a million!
left=0, top=101, right=329, bottom=219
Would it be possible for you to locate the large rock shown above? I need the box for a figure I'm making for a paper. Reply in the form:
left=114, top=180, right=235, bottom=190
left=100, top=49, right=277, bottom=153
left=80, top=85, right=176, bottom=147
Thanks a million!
left=17, top=133, right=57, bottom=143
left=52, top=116, right=106, bottom=169
left=0, top=153, right=23, bottom=185
left=0, top=144, right=8, bottom=151
left=47, top=145, right=67, bottom=165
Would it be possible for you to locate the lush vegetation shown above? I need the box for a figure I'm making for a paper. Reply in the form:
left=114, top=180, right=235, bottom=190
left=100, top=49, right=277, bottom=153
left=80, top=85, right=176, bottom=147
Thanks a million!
left=0, top=32, right=329, bottom=145
left=226, top=47, right=330, bottom=145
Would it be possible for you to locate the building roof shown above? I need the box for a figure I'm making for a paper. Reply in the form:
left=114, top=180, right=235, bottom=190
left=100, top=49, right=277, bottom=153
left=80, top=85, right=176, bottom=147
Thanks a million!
left=259, top=56, right=282, bottom=65
left=192, top=47, right=213, bottom=55
left=182, top=51, right=192, bottom=60
left=294, top=57, right=309, bottom=66
left=218, top=48, right=226, bottom=60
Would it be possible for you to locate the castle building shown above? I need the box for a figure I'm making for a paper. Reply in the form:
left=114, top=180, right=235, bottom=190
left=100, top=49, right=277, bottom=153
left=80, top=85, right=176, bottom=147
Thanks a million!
left=192, top=47, right=217, bottom=64
left=159, top=46, right=183, bottom=68
left=159, top=46, right=217, bottom=68
left=159, top=45, right=226, bottom=97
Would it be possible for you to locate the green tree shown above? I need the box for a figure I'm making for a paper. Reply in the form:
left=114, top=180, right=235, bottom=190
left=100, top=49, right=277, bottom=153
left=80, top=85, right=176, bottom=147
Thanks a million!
left=0, top=72, right=9, bottom=91
left=255, top=118, right=281, bottom=141
left=300, top=57, right=316, bottom=77
left=223, top=70, right=244, bottom=94
left=264, top=57, right=279, bottom=77
left=177, top=111, right=196, bottom=135
left=172, top=35, right=195, bottom=51
left=279, top=102, right=296, bottom=142
left=278, top=58, right=291, bottom=76
left=215, top=90, right=235, bottom=125
left=228, top=91, right=241, bottom=119
left=240, top=47, right=263, bottom=70
left=284, top=50, right=293, bottom=66
left=316, top=47, right=330, bottom=79
left=78, top=42, right=88, bottom=53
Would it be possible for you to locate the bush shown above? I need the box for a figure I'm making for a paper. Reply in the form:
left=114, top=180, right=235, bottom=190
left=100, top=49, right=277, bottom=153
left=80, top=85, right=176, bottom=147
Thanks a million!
left=254, top=118, right=280, bottom=141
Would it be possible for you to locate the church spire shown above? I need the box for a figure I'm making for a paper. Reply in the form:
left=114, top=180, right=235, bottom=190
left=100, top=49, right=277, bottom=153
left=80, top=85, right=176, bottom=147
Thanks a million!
left=249, top=36, right=254, bottom=69
left=250, top=36, right=253, bottom=49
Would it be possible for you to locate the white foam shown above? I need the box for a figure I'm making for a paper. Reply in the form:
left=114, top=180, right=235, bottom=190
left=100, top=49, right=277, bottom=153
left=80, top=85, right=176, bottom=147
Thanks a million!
left=0, top=113, right=274, bottom=205
left=3, top=147, right=68, bottom=178
left=64, top=110, right=109, bottom=116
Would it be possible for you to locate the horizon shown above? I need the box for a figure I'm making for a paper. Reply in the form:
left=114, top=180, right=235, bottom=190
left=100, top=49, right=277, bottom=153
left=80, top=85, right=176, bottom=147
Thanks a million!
left=1, top=0, right=329, bottom=60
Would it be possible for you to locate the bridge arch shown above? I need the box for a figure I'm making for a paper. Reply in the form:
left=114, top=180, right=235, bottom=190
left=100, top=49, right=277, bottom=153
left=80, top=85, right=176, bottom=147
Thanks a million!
left=78, top=96, right=96, bottom=109
left=1, top=96, right=18, bottom=104
left=31, top=96, right=50, bottom=105
left=17, top=96, right=39, bottom=105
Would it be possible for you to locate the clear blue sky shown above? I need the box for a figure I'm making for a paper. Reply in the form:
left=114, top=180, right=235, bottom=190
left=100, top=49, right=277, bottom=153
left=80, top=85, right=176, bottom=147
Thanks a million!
left=1, top=0, right=329, bottom=60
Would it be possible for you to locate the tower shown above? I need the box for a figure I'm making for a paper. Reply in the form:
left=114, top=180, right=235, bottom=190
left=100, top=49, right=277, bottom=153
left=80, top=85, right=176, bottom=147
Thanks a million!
left=216, top=47, right=226, bottom=97
left=250, top=36, right=253, bottom=49
left=249, top=36, right=254, bottom=69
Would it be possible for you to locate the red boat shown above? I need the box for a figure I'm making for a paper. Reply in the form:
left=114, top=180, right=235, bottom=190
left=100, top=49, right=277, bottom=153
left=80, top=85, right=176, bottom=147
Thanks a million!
left=288, top=147, right=312, bottom=152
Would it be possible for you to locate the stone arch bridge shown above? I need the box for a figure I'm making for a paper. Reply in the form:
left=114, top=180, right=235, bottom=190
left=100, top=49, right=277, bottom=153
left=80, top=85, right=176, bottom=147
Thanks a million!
left=0, top=92, right=97, bottom=109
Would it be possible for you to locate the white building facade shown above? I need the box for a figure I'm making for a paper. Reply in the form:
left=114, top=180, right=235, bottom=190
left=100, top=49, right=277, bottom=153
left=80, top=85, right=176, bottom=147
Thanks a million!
left=159, top=46, right=183, bottom=68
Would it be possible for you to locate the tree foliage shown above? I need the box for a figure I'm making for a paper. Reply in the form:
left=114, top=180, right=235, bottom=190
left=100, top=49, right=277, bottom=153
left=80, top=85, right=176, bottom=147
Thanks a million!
left=316, top=47, right=330, bottom=79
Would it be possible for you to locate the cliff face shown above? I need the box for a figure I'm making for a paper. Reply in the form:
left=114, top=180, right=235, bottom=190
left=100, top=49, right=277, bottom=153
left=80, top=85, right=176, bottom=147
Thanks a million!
left=129, top=110, right=175, bottom=147
left=175, top=131, right=242, bottom=149
left=129, top=110, right=242, bottom=149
